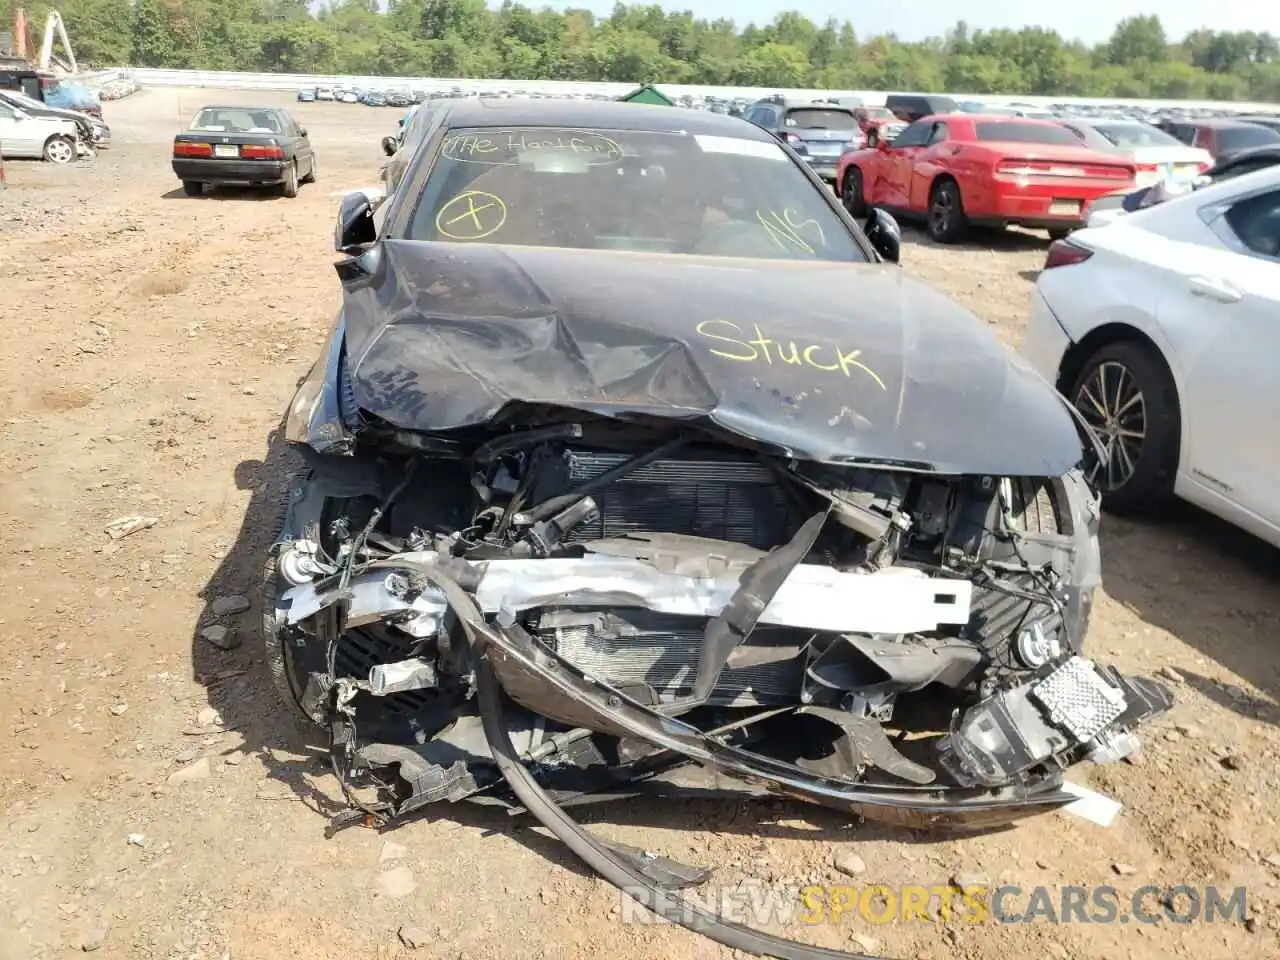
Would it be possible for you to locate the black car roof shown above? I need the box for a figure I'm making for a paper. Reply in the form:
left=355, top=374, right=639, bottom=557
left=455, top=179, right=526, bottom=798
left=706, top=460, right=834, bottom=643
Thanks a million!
left=886, top=94, right=958, bottom=107
left=438, top=98, right=772, bottom=140
left=1214, top=143, right=1280, bottom=170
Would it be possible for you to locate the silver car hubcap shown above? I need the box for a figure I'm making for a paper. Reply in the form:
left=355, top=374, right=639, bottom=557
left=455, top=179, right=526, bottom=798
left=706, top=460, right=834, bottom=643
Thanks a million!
left=1074, top=361, right=1147, bottom=491
left=48, top=139, right=73, bottom=163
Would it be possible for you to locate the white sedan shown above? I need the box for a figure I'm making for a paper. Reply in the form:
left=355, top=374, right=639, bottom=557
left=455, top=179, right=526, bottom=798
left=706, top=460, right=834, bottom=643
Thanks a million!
left=0, top=100, right=81, bottom=163
left=1059, top=118, right=1213, bottom=189
left=1019, top=164, right=1280, bottom=546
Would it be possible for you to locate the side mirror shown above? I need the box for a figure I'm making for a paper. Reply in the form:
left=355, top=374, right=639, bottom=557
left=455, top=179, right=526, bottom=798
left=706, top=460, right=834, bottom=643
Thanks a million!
left=864, top=207, right=901, bottom=264
left=381, top=135, right=399, bottom=157
left=335, top=191, right=376, bottom=254
left=299, top=127, right=308, bottom=137
left=877, top=136, right=891, bottom=151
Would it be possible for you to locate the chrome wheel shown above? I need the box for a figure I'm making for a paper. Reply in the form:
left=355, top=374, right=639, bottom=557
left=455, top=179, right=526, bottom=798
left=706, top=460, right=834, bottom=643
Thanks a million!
left=44, top=137, right=74, bottom=164
left=1074, top=360, right=1147, bottom=491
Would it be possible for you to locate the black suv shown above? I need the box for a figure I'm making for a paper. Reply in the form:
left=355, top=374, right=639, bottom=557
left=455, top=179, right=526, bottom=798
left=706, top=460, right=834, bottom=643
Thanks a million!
left=742, top=96, right=860, bottom=183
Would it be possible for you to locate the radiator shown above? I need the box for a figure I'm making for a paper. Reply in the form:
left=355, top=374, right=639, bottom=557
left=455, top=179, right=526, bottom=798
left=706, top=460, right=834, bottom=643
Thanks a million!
left=552, top=448, right=793, bottom=551
left=537, top=607, right=806, bottom=706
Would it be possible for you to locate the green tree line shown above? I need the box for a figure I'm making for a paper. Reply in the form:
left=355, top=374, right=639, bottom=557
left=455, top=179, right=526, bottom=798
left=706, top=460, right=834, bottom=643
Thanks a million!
left=6, top=1, right=1280, bottom=101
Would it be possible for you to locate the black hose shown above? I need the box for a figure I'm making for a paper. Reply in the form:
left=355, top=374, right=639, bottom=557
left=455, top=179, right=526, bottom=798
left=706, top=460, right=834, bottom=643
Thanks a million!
left=472, top=422, right=585, bottom=466
left=521, top=433, right=689, bottom=524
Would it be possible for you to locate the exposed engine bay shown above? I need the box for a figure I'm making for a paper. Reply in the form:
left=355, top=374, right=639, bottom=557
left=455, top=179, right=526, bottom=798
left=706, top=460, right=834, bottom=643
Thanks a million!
left=273, top=182, right=1177, bottom=960
left=267, top=412, right=1169, bottom=827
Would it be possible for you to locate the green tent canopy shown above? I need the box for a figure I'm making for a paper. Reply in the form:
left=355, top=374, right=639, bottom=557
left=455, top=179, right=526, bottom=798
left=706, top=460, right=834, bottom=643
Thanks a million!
left=616, top=84, right=675, bottom=106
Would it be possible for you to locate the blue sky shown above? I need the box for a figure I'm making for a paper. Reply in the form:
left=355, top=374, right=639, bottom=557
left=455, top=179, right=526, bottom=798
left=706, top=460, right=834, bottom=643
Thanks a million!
left=557, top=3, right=1280, bottom=45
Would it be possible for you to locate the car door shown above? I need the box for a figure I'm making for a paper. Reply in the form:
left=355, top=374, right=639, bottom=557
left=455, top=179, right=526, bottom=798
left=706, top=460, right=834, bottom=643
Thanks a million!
left=875, top=120, right=931, bottom=209
left=1161, top=184, right=1280, bottom=522
left=284, top=113, right=312, bottom=174
left=0, top=103, right=43, bottom=157
left=907, top=121, right=952, bottom=211
left=0, top=102, right=20, bottom=156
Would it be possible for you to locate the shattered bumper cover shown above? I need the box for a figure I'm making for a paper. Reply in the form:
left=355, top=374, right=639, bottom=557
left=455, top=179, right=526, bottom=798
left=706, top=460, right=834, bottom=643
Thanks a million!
left=281, top=555, right=1172, bottom=960
left=309, top=563, right=1172, bottom=960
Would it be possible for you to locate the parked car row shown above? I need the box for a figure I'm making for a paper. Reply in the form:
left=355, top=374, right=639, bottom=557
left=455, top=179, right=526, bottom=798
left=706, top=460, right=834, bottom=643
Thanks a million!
left=716, top=90, right=1280, bottom=553
left=0, top=89, right=105, bottom=164
left=94, top=75, right=140, bottom=101
left=0, top=86, right=109, bottom=153
left=298, top=84, right=593, bottom=107
left=729, top=91, right=1280, bottom=245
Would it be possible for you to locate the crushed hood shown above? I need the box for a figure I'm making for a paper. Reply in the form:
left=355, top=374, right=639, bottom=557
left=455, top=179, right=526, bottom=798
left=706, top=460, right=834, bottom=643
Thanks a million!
left=339, top=240, right=1083, bottom=476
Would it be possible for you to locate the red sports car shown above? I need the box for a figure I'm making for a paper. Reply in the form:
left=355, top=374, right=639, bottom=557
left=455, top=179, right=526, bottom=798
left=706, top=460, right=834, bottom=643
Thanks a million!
left=835, top=114, right=1137, bottom=243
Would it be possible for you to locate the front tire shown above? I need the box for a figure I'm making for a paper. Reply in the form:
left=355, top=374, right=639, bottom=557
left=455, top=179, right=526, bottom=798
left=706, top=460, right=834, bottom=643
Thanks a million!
left=261, top=541, right=315, bottom=724
left=258, top=484, right=318, bottom=724
left=841, top=168, right=866, bottom=217
left=928, top=179, right=967, bottom=243
left=1068, top=340, right=1179, bottom=514
left=43, top=135, right=75, bottom=164
left=300, top=155, right=317, bottom=184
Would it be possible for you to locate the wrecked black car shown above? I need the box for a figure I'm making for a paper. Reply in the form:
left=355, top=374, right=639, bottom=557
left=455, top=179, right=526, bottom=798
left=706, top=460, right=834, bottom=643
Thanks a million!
left=265, top=100, right=1170, bottom=959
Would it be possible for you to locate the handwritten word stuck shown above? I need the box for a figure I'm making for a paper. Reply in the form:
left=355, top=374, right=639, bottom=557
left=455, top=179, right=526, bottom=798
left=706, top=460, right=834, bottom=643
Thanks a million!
left=694, top=320, right=886, bottom=390
left=442, top=130, right=623, bottom=165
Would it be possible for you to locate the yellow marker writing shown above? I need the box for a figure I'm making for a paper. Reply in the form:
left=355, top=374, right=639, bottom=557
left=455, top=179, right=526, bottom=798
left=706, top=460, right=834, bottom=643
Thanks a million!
left=694, top=319, right=886, bottom=390
left=756, top=208, right=826, bottom=254
left=435, top=190, right=508, bottom=241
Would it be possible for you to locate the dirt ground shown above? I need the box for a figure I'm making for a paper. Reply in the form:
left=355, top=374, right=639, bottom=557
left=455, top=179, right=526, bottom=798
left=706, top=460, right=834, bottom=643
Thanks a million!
left=1, top=87, right=1278, bottom=960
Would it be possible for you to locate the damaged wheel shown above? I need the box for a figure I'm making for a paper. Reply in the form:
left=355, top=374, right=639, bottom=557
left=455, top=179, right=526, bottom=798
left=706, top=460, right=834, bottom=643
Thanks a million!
left=261, top=539, right=313, bottom=723
left=258, top=486, right=320, bottom=724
